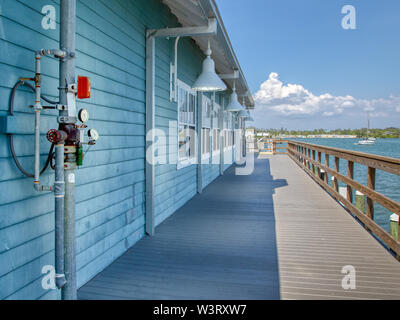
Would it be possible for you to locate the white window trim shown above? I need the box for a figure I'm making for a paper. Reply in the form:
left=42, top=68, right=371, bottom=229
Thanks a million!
left=211, top=100, right=221, bottom=159
left=201, top=128, right=211, bottom=162
left=201, top=95, right=212, bottom=162
left=212, top=128, right=221, bottom=158
left=177, top=79, right=197, bottom=170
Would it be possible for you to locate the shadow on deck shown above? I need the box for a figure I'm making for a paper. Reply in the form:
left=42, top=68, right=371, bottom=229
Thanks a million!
left=78, top=157, right=287, bottom=300
left=79, top=154, right=400, bottom=300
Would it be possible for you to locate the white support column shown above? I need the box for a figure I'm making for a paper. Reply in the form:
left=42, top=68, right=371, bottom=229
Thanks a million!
left=219, top=95, right=224, bottom=175
left=197, top=94, right=203, bottom=194
left=145, top=34, right=155, bottom=236
left=145, top=19, right=217, bottom=236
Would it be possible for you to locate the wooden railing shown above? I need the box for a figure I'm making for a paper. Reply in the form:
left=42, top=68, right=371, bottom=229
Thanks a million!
left=258, top=139, right=289, bottom=154
left=280, top=140, right=400, bottom=257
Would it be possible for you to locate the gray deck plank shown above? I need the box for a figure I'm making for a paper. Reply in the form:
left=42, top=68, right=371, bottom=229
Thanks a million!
left=78, top=155, right=400, bottom=300
left=79, top=157, right=280, bottom=300
left=268, top=155, right=400, bottom=300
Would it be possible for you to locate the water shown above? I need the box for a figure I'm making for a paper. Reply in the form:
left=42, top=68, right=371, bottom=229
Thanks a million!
left=290, top=138, right=400, bottom=232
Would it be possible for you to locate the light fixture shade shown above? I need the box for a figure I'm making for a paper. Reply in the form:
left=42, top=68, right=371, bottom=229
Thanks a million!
left=247, top=115, right=254, bottom=122
left=225, top=89, right=244, bottom=112
left=192, top=56, right=227, bottom=92
left=238, top=109, right=249, bottom=118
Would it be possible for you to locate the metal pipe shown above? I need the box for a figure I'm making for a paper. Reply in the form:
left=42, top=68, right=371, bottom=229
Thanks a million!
left=59, top=0, right=77, bottom=300
left=33, top=54, right=41, bottom=190
left=34, top=110, right=41, bottom=187
left=54, top=143, right=66, bottom=289
left=33, top=54, right=53, bottom=192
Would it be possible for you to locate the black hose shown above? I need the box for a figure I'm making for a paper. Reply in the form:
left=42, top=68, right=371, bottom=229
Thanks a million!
left=8, top=135, right=55, bottom=178
left=8, top=80, right=56, bottom=178
left=9, top=81, right=59, bottom=111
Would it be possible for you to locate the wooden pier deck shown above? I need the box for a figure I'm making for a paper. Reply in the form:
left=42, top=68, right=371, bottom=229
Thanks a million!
left=78, top=155, right=400, bottom=300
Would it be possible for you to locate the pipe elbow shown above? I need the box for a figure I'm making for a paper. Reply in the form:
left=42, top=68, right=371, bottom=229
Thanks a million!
left=56, top=274, right=67, bottom=289
left=34, top=183, right=53, bottom=192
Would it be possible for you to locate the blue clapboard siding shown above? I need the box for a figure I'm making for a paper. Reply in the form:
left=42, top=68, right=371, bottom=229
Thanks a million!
left=0, top=0, right=220, bottom=300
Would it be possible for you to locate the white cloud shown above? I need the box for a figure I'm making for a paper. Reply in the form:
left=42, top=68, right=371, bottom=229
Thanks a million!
left=253, top=73, right=400, bottom=121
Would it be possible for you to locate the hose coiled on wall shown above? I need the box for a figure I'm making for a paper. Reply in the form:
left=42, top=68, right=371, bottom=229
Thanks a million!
left=8, top=80, right=57, bottom=178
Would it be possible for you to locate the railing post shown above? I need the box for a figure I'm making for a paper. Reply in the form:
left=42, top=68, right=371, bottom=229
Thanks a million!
left=324, top=154, right=329, bottom=185
left=317, top=152, right=321, bottom=178
left=390, top=214, right=399, bottom=241
left=347, top=161, right=354, bottom=203
left=356, top=191, right=366, bottom=213
left=333, top=157, right=339, bottom=192
left=390, top=213, right=399, bottom=259
left=312, top=150, right=315, bottom=174
left=366, top=167, right=376, bottom=220
left=273, top=140, right=276, bottom=155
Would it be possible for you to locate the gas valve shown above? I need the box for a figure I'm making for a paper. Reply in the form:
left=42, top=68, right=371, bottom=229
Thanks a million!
left=46, top=129, right=67, bottom=144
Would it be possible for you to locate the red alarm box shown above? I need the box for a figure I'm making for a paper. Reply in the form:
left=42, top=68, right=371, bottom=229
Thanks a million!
left=77, top=76, right=91, bottom=99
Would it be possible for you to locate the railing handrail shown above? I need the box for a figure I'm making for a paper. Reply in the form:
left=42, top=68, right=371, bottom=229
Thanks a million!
left=276, top=139, right=400, bottom=258
left=287, top=140, right=400, bottom=175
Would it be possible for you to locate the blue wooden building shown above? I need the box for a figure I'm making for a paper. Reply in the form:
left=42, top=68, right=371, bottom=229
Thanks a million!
left=0, top=0, right=253, bottom=299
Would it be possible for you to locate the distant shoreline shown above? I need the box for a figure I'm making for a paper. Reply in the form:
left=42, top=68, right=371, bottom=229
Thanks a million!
left=249, top=128, right=400, bottom=139
left=254, top=136, right=399, bottom=139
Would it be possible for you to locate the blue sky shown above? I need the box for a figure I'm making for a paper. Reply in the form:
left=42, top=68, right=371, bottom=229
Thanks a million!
left=217, top=0, right=400, bottom=130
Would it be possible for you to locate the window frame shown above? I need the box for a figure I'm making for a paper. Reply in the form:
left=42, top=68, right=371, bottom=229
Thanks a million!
left=223, top=111, right=234, bottom=151
left=201, top=95, right=212, bottom=161
left=177, top=80, right=197, bottom=170
left=211, top=101, right=221, bottom=158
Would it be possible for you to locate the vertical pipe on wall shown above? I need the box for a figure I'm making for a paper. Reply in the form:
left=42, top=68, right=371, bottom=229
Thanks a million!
left=33, top=55, right=41, bottom=189
left=145, top=34, right=155, bottom=236
left=59, top=0, right=77, bottom=300
left=33, top=110, right=41, bottom=186
left=54, top=144, right=66, bottom=290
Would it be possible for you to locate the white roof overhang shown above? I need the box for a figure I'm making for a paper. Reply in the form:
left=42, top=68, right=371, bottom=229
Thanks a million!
left=162, top=0, right=254, bottom=108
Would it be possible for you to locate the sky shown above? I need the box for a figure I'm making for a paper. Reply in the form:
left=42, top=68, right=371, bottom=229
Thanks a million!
left=216, top=0, right=400, bottom=130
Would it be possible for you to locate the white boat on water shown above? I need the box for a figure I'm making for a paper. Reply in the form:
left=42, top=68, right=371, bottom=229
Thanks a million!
left=356, top=138, right=375, bottom=145
left=355, top=113, right=375, bottom=145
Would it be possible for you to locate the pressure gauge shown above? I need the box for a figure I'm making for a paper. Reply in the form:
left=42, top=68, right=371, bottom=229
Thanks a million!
left=78, top=109, right=90, bottom=123
left=88, top=128, right=99, bottom=141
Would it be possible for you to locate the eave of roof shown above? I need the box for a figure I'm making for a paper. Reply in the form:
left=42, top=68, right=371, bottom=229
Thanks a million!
left=162, top=0, right=254, bottom=108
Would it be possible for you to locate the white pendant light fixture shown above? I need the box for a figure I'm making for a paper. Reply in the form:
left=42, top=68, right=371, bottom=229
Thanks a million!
left=225, top=81, right=244, bottom=112
left=238, top=109, right=249, bottom=118
left=237, top=96, right=249, bottom=118
left=192, top=39, right=227, bottom=92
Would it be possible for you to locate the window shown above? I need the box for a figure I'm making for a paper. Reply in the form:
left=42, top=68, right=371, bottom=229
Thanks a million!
left=223, top=111, right=233, bottom=150
left=202, top=128, right=210, bottom=157
left=212, top=102, right=221, bottom=155
left=201, top=95, right=212, bottom=160
left=177, top=80, right=197, bottom=168
left=212, top=128, right=220, bottom=152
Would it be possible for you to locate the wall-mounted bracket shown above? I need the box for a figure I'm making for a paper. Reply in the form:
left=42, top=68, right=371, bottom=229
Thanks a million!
left=148, top=18, right=218, bottom=102
left=147, top=18, right=217, bottom=39
left=58, top=116, right=77, bottom=124
left=219, top=70, right=239, bottom=80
